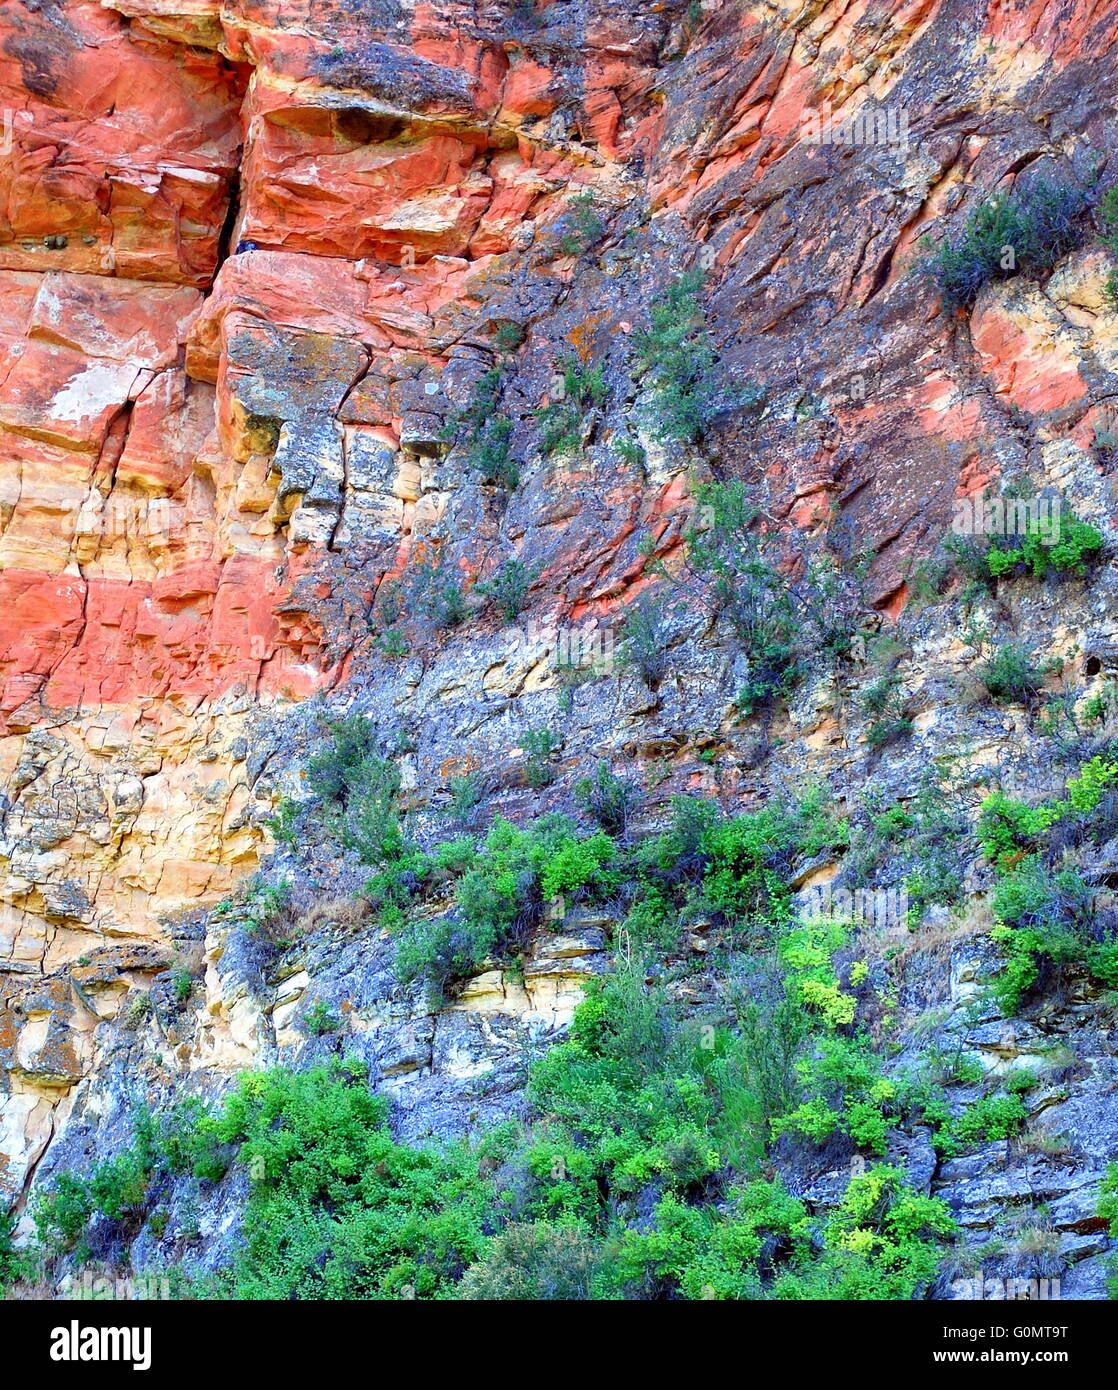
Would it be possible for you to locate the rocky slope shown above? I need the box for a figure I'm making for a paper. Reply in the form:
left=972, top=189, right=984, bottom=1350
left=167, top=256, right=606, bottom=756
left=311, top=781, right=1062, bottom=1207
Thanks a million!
left=2, top=0, right=1118, bottom=1300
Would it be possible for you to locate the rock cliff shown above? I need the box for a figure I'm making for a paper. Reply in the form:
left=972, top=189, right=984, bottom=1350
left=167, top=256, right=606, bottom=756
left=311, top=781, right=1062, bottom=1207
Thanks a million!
left=2, top=0, right=1118, bottom=1301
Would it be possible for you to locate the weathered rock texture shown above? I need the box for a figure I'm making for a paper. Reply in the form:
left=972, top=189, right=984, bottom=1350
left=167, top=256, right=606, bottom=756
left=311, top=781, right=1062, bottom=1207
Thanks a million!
left=2, top=0, right=1118, bottom=1294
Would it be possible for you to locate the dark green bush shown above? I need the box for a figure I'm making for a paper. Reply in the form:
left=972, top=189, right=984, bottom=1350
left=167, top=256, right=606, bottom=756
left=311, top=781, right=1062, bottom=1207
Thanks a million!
left=977, top=643, right=1044, bottom=704
left=476, top=558, right=541, bottom=623
left=305, top=714, right=379, bottom=806
left=632, top=268, right=717, bottom=443
left=0, top=1208, right=27, bottom=1293
left=574, top=761, right=640, bottom=835
left=408, top=557, right=469, bottom=628
left=452, top=368, right=519, bottom=488
left=620, top=593, right=669, bottom=686
left=447, top=771, right=485, bottom=825
left=559, top=191, right=604, bottom=255
left=522, top=727, right=559, bottom=789
left=679, top=482, right=866, bottom=716
left=920, top=178, right=1093, bottom=310
left=1100, top=186, right=1118, bottom=305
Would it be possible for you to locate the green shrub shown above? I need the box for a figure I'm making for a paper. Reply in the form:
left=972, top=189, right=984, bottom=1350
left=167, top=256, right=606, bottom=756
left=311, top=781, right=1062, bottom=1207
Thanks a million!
left=773, top=1034, right=896, bottom=1155
left=601, top=1182, right=803, bottom=1300
left=341, top=757, right=405, bottom=867
left=88, top=1148, right=152, bottom=1223
left=779, top=918, right=857, bottom=1029
left=392, top=815, right=615, bottom=997
left=615, top=434, right=646, bottom=468
left=375, top=627, right=409, bottom=658
left=559, top=191, right=604, bottom=255
left=1099, top=186, right=1118, bottom=306
left=977, top=643, right=1044, bottom=704
left=0, top=1207, right=28, bottom=1293
left=447, top=772, right=485, bottom=825
left=34, top=1172, right=95, bottom=1254
left=620, top=594, right=669, bottom=686
left=862, top=672, right=913, bottom=749
left=700, top=807, right=799, bottom=927
left=476, top=558, right=541, bottom=622
left=535, top=357, right=607, bottom=460
left=522, top=728, right=559, bottom=789
left=920, top=178, right=1093, bottom=310
left=213, top=877, right=292, bottom=942
left=632, top=268, right=718, bottom=442
left=305, top=714, right=379, bottom=806
left=1066, top=755, right=1118, bottom=814
left=934, top=1092, right=1028, bottom=1159
left=1098, top=1162, right=1118, bottom=1236
left=171, top=966, right=194, bottom=1005
left=536, top=401, right=582, bottom=458
left=493, top=322, right=526, bottom=351
left=459, top=1222, right=602, bottom=1299
left=451, top=368, right=518, bottom=488
left=574, top=761, right=640, bottom=835
left=988, top=517, right=1103, bottom=580
left=409, top=558, right=469, bottom=629
left=990, top=857, right=1096, bottom=1010
left=34, top=1107, right=162, bottom=1253
left=305, top=1001, right=342, bottom=1035
left=947, top=494, right=1103, bottom=584
left=771, top=1165, right=955, bottom=1300
left=978, top=792, right=1062, bottom=871
left=267, top=795, right=300, bottom=844
left=199, top=1061, right=499, bottom=1299
left=680, top=482, right=863, bottom=714
left=560, top=356, right=607, bottom=409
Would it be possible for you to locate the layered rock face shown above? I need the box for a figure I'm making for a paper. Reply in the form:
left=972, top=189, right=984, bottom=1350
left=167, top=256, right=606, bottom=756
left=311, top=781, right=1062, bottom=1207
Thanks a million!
left=2, top=0, right=1118, bottom=1296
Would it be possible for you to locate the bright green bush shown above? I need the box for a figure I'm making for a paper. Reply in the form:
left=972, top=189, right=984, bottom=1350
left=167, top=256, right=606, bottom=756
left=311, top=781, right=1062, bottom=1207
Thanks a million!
left=934, top=1092, right=1028, bottom=1159
left=772, top=1165, right=955, bottom=1300
left=978, top=792, right=1062, bottom=871
left=985, top=517, right=1103, bottom=580
left=34, top=1172, right=95, bottom=1254
left=391, top=815, right=616, bottom=998
left=773, top=1035, right=896, bottom=1156
left=199, top=1061, right=500, bottom=1299
left=1067, top=755, right=1118, bottom=814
